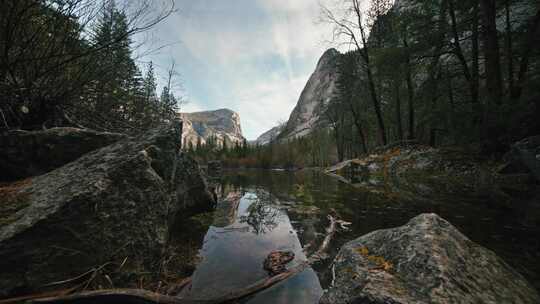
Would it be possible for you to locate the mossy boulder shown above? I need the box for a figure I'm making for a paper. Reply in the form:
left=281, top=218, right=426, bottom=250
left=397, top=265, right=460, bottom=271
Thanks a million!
left=321, top=214, right=540, bottom=304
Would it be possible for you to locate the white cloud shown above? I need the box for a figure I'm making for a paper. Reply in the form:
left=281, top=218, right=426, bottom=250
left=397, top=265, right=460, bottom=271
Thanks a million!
left=234, top=73, right=310, bottom=135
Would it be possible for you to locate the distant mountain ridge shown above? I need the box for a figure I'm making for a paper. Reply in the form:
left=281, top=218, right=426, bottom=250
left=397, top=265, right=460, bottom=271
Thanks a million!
left=254, top=124, right=285, bottom=145
left=179, top=108, right=244, bottom=148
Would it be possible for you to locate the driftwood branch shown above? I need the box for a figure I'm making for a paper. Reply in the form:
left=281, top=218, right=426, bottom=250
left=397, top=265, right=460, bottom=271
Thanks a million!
left=31, top=289, right=206, bottom=304
left=308, top=214, right=337, bottom=264
left=24, top=215, right=339, bottom=304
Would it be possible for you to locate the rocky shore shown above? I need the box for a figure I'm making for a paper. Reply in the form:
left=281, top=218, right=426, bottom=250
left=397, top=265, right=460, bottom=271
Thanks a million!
left=326, top=139, right=540, bottom=204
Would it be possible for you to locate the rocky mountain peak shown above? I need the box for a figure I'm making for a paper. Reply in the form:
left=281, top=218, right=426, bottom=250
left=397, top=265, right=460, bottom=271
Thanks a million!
left=277, top=48, right=340, bottom=140
left=317, top=48, right=339, bottom=67
left=179, top=108, right=244, bottom=148
left=253, top=48, right=340, bottom=144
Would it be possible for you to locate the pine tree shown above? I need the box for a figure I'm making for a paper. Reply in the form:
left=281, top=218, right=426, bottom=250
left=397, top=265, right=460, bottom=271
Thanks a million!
left=87, top=0, right=140, bottom=130
left=160, top=85, right=178, bottom=120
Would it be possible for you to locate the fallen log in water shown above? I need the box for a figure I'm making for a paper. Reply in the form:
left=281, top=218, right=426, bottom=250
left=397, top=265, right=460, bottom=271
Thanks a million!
left=308, top=213, right=337, bottom=264
left=26, top=214, right=339, bottom=304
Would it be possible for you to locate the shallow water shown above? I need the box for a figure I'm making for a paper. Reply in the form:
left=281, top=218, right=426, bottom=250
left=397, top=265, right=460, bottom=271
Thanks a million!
left=181, top=191, right=322, bottom=303
left=181, top=169, right=540, bottom=302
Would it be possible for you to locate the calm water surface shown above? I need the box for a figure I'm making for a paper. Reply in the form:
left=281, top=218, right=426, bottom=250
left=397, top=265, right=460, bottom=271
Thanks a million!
left=181, top=169, right=540, bottom=302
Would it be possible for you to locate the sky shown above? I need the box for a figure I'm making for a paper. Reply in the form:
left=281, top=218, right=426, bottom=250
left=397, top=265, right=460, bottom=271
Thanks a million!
left=134, top=0, right=337, bottom=140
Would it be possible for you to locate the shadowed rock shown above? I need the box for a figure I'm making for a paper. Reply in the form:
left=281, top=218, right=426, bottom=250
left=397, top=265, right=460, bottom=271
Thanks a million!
left=321, top=213, right=540, bottom=304
left=0, top=121, right=215, bottom=296
left=0, top=128, right=126, bottom=182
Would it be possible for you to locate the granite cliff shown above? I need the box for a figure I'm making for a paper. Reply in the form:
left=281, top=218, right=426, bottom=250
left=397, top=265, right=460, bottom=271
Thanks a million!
left=179, top=109, right=244, bottom=148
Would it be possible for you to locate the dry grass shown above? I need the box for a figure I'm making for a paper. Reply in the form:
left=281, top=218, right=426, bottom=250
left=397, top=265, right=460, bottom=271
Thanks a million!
left=0, top=178, right=32, bottom=226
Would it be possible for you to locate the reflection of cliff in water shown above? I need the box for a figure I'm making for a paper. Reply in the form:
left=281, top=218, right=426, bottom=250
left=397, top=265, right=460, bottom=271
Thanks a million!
left=212, top=191, right=243, bottom=228
left=181, top=191, right=323, bottom=303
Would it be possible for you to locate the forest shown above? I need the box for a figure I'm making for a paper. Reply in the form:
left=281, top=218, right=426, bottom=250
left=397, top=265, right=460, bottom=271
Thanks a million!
left=1, top=0, right=540, bottom=303
left=0, top=0, right=179, bottom=134
left=3, top=0, right=539, bottom=168
left=193, top=0, right=540, bottom=169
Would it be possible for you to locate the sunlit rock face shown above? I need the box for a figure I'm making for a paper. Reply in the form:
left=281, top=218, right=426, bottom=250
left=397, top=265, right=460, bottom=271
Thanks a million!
left=277, top=48, right=340, bottom=141
left=179, top=108, right=244, bottom=148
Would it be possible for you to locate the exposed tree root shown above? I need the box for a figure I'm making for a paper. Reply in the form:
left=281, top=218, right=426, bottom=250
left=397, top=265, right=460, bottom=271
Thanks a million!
left=27, top=263, right=309, bottom=304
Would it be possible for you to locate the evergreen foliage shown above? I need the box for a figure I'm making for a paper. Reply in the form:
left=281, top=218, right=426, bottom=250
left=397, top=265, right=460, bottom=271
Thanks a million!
left=0, top=0, right=175, bottom=133
left=322, top=0, right=540, bottom=154
left=203, top=0, right=540, bottom=168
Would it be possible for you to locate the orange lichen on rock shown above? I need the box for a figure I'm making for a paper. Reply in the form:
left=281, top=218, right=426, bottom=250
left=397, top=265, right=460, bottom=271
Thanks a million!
left=355, top=246, right=394, bottom=273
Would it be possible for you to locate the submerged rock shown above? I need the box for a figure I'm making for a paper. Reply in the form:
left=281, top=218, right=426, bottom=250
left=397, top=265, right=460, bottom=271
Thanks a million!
left=321, top=213, right=540, bottom=304
left=0, top=121, right=215, bottom=296
left=0, top=128, right=126, bottom=182
left=263, top=251, right=295, bottom=276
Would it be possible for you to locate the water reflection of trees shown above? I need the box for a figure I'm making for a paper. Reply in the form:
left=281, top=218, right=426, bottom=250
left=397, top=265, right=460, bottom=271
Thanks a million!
left=240, top=197, right=282, bottom=234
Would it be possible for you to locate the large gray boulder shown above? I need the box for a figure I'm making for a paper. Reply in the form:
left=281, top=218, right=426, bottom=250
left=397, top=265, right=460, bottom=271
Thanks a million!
left=321, top=214, right=540, bottom=304
left=0, top=127, right=126, bottom=182
left=0, top=121, right=215, bottom=296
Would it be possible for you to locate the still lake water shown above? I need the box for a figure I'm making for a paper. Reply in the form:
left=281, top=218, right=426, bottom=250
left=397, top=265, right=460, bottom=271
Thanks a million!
left=180, top=169, right=540, bottom=302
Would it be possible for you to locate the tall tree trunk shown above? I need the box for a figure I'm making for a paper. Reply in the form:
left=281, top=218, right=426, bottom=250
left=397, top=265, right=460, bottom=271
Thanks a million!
left=449, top=0, right=479, bottom=105
left=447, top=64, right=458, bottom=142
left=480, top=0, right=503, bottom=106
left=365, top=62, right=387, bottom=145
left=449, top=0, right=472, bottom=82
left=513, top=9, right=540, bottom=100
left=353, top=1, right=387, bottom=146
left=357, top=123, right=368, bottom=154
left=346, top=92, right=368, bottom=154
left=403, top=38, right=415, bottom=140
left=424, top=0, right=448, bottom=144
left=471, top=0, right=480, bottom=105
left=394, top=82, right=403, bottom=141
left=505, top=0, right=515, bottom=95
